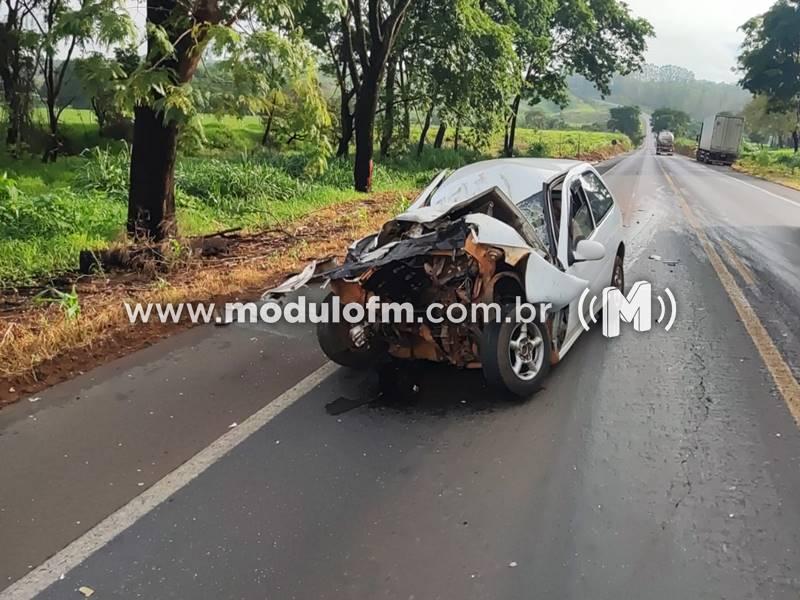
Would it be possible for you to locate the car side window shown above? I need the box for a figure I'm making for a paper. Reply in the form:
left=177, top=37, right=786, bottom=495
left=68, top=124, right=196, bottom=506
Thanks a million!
left=580, top=171, right=614, bottom=223
left=569, top=183, right=594, bottom=249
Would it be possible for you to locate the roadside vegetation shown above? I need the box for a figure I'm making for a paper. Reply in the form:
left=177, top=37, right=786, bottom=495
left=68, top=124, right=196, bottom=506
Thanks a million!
left=735, top=148, right=800, bottom=190
left=0, top=108, right=630, bottom=286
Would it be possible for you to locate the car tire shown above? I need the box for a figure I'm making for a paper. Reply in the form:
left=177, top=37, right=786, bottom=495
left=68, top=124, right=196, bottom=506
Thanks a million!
left=481, top=303, right=551, bottom=397
left=316, top=293, right=382, bottom=369
left=611, top=255, right=624, bottom=293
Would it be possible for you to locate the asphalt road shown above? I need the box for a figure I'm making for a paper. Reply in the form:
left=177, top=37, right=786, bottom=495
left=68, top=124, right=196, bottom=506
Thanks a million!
left=2, top=134, right=800, bottom=599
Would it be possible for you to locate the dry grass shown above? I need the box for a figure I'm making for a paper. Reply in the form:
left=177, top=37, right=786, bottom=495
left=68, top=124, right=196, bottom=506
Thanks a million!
left=0, top=192, right=407, bottom=404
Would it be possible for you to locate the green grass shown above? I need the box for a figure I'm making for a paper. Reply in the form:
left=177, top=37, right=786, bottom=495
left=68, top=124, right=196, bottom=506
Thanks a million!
left=0, top=109, right=629, bottom=287
left=413, top=124, right=629, bottom=157
left=735, top=147, right=800, bottom=190
left=508, top=129, right=629, bottom=157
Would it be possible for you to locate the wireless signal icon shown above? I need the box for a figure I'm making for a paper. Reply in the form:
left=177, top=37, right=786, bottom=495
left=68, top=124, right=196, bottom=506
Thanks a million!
left=577, top=288, right=597, bottom=332
left=578, top=282, right=677, bottom=338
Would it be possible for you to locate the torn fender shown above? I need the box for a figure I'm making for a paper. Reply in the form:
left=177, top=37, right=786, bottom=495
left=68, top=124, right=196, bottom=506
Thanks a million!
left=524, top=251, right=587, bottom=309
left=464, top=213, right=587, bottom=309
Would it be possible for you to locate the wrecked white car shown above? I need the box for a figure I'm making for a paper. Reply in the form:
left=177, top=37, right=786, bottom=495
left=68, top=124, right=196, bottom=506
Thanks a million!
left=276, top=158, right=625, bottom=396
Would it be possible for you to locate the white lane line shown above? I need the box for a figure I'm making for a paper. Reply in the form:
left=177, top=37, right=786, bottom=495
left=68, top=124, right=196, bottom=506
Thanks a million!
left=0, top=361, right=339, bottom=600
left=676, top=156, right=800, bottom=210
left=718, top=171, right=800, bottom=209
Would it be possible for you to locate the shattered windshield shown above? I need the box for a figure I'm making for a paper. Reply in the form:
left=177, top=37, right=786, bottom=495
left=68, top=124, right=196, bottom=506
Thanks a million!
left=516, top=191, right=549, bottom=244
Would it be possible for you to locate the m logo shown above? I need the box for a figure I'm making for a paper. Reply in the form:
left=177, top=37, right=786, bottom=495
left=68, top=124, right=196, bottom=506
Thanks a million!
left=579, top=281, right=677, bottom=338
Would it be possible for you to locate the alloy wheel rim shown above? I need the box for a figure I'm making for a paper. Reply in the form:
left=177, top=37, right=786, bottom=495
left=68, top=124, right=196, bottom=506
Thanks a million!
left=508, top=322, right=544, bottom=381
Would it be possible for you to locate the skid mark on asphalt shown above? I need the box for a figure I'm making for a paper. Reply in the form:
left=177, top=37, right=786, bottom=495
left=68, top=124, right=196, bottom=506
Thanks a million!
left=657, top=161, right=800, bottom=426
left=718, top=240, right=756, bottom=287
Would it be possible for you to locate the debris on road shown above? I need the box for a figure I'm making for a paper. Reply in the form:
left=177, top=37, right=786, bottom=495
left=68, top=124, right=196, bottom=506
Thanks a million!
left=78, top=585, right=95, bottom=597
left=508, top=561, right=518, bottom=568
left=649, top=254, right=662, bottom=261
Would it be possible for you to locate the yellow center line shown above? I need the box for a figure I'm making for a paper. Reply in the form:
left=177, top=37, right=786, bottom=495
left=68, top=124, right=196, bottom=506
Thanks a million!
left=719, top=240, right=756, bottom=287
left=656, top=160, right=800, bottom=425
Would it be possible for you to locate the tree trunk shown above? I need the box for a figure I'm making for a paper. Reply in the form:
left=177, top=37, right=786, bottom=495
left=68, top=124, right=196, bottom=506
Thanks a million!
left=3, top=80, right=22, bottom=148
left=379, top=57, right=396, bottom=158
left=337, top=90, right=353, bottom=158
left=126, top=0, right=204, bottom=240
left=127, top=104, right=178, bottom=240
left=454, top=118, right=461, bottom=151
left=399, top=59, right=410, bottom=143
left=417, top=104, right=433, bottom=156
left=353, top=71, right=381, bottom=192
left=261, top=107, right=275, bottom=146
left=42, top=100, right=59, bottom=163
left=433, top=121, right=446, bottom=149
left=504, top=94, right=522, bottom=157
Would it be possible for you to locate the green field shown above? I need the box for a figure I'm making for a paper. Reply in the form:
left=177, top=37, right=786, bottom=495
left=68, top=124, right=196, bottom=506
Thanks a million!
left=0, top=109, right=629, bottom=286
left=535, top=92, right=617, bottom=126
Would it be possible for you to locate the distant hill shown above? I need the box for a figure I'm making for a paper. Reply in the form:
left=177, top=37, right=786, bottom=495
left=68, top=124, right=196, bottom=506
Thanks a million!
left=532, top=64, right=751, bottom=126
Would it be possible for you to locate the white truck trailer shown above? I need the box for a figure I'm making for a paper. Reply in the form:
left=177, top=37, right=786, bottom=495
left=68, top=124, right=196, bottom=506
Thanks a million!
left=696, top=114, right=744, bottom=165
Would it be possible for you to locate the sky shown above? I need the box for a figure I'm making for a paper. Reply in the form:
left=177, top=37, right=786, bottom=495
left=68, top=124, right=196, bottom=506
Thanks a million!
left=623, top=0, right=775, bottom=83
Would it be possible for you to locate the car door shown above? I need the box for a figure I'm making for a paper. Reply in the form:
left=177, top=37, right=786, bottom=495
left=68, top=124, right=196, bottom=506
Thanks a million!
left=555, top=165, right=619, bottom=346
left=579, top=168, right=622, bottom=296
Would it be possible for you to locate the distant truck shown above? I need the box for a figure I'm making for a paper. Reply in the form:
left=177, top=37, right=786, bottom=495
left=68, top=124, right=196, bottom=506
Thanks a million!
left=655, top=130, right=674, bottom=155
left=696, top=114, right=744, bottom=165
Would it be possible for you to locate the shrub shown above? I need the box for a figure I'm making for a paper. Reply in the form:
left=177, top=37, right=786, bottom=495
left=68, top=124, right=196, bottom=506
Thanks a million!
left=527, top=141, right=548, bottom=157
left=74, top=144, right=131, bottom=201
left=753, top=150, right=772, bottom=167
left=176, top=156, right=307, bottom=214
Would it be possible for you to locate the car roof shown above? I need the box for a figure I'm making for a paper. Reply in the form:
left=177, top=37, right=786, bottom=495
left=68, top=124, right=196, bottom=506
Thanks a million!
left=428, top=158, right=588, bottom=207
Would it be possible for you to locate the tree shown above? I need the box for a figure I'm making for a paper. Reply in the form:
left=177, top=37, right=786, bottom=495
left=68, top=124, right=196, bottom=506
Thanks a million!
left=738, top=0, right=800, bottom=122
left=295, top=1, right=357, bottom=157
left=0, top=0, right=40, bottom=150
left=34, top=0, right=133, bottom=161
left=212, top=29, right=331, bottom=165
left=650, top=108, right=690, bottom=136
left=399, top=0, right=519, bottom=156
left=608, top=105, right=642, bottom=143
left=502, top=0, right=653, bottom=156
left=124, top=0, right=297, bottom=240
left=74, top=46, right=139, bottom=137
left=344, top=0, right=414, bottom=191
left=743, top=95, right=796, bottom=147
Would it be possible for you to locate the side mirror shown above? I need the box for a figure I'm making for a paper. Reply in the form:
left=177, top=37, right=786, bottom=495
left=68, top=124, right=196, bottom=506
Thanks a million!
left=574, top=239, right=606, bottom=262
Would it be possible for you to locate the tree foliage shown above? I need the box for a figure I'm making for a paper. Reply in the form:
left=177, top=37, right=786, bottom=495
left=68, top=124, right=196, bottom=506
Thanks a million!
left=738, top=0, right=800, bottom=119
left=568, top=66, right=750, bottom=121
left=650, top=108, right=690, bottom=136
left=742, top=95, right=797, bottom=145
left=502, top=0, right=653, bottom=155
left=401, top=0, right=520, bottom=153
left=34, top=0, right=134, bottom=160
left=608, top=105, right=642, bottom=143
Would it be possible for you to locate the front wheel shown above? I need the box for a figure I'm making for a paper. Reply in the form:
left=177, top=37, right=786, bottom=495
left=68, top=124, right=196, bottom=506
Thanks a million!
left=611, top=255, right=624, bottom=293
left=316, top=293, right=383, bottom=369
left=481, top=304, right=551, bottom=397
